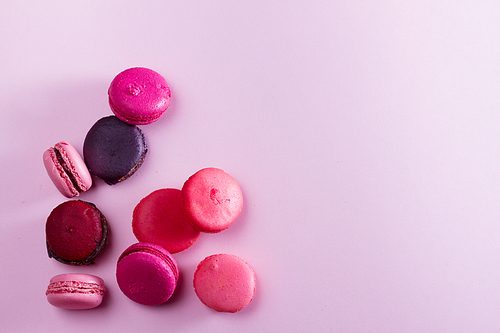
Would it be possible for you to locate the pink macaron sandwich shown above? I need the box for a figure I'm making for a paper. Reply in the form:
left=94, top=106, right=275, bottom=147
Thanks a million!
left=46, top=273, right=106, bottom=310
left=43, top=141, right=92, bottom=198
left=116, top=242, right=179, bottom=306
left=108, top=67, right=171, bottom=125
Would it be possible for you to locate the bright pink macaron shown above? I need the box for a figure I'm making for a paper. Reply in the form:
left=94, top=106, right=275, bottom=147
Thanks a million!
left=46, top=273, right=106, bottom=310
left=194, top=254, right=256, bottom=313
left=43, top=141, right=92, bottom=198
left=182, top=168, right=244, bottom=233
left=133, top=188, right=200, bottom=254
left=116, top=243, right=179, bottom=306
left=108, top=67, right=171, bottom=125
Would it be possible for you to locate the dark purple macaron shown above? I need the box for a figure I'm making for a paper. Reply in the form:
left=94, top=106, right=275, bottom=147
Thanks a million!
left=46, top=200, right=109, bottom=265
left=83, top=116, right=148, bottom=185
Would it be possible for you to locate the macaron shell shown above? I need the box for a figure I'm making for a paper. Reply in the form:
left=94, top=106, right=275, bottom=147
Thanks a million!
left=182, top=168, right=243, bottom=233
left=83, top=116, right=148, bottom=185
left=46, top=273, right=105, bottom=310
left=133, top=188, right=200, bottom=253
left=193, top=254, right=256, bottom=313
left=116, top=243, right=179, bottom=306
left=108, top=67, right=171, bottom=125
left=49, top=273, right=104, bottom=285
left=47, top=293, right=103, bottom=310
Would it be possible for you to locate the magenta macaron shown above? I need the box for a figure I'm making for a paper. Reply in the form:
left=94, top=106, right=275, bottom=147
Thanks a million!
left=194, top=254, right=256, bottom=313
left=46, top=273, right=106, bottom=310
left=108, top=67, right=171, bottom=125
left=43, top=141, right=92, bottom=198
left=182, top=167, right=244, bottom=233
left=116, top=242, right=179, bottom=306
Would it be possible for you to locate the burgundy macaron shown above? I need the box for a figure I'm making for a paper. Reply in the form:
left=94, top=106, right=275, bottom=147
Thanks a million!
left=45, top=200, right=108, bottom=265
left=116, top=243, right=179, bottom=306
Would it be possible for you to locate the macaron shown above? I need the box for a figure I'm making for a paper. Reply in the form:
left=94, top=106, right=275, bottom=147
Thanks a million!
left=108, top=67, right=171, bottom=125
left=46, top=273, right=106, bottom=310
left=116, top=242, right=179, bottom=306
left=133, top=188, right=200, bottom=254
left=182, top=167, right=243, bottom=233
left=43, top=141, right=92, bottom=198
left=46, top=200, right=108, bottom=265
left=83, top=116, right=148, bottom=185
left=193, top=254, right=256, bottom=313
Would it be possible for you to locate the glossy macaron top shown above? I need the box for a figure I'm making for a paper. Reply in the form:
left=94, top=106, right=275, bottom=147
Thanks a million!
left=46, top=200, right=108, bottom=265
left=108, top=67, right=171, bottom=125
left=182, top=167, right=243, bottom=233
left=83, top=116, right=147, bottom=185
left=133, top=188, right=200, bottom=254
left=43, top=141, right=92, bottom=198
left=116, top=242, right=179, bottom=306
left=193, top=254, right=256, bottom=313
left=46, top=273, right=106, bottom=310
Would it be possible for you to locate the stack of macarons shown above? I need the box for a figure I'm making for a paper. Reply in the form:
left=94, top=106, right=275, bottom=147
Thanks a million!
left=43, top=67, right=255, bottom=313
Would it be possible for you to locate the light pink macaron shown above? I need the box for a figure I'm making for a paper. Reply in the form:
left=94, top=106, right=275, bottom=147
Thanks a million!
left=194, top=254, right=256, bottom=313
left=182, top=168, right=243, bottom=233
left=46, top=273, right=106, bottom=310
left=43, top=141, right=92, bottom=198
left=108, top=67, right=171, bottom=125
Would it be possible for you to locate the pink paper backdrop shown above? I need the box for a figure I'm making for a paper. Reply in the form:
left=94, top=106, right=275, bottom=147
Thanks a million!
left=1, top=1, right=500, bottom=332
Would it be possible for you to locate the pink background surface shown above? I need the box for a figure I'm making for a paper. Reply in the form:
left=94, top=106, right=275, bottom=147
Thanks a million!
left=1, top=1, right=500, bottom=332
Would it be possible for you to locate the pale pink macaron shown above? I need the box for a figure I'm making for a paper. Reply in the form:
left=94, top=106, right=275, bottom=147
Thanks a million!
left=108, top=67, right=171, bottom=125
left=194, top=254, right=256, bottom=313
left=43, top=141, right=92, bottom=198
left=182, top=168, right=243, bottom=233
left=46, top=273, right=106, bottom=310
